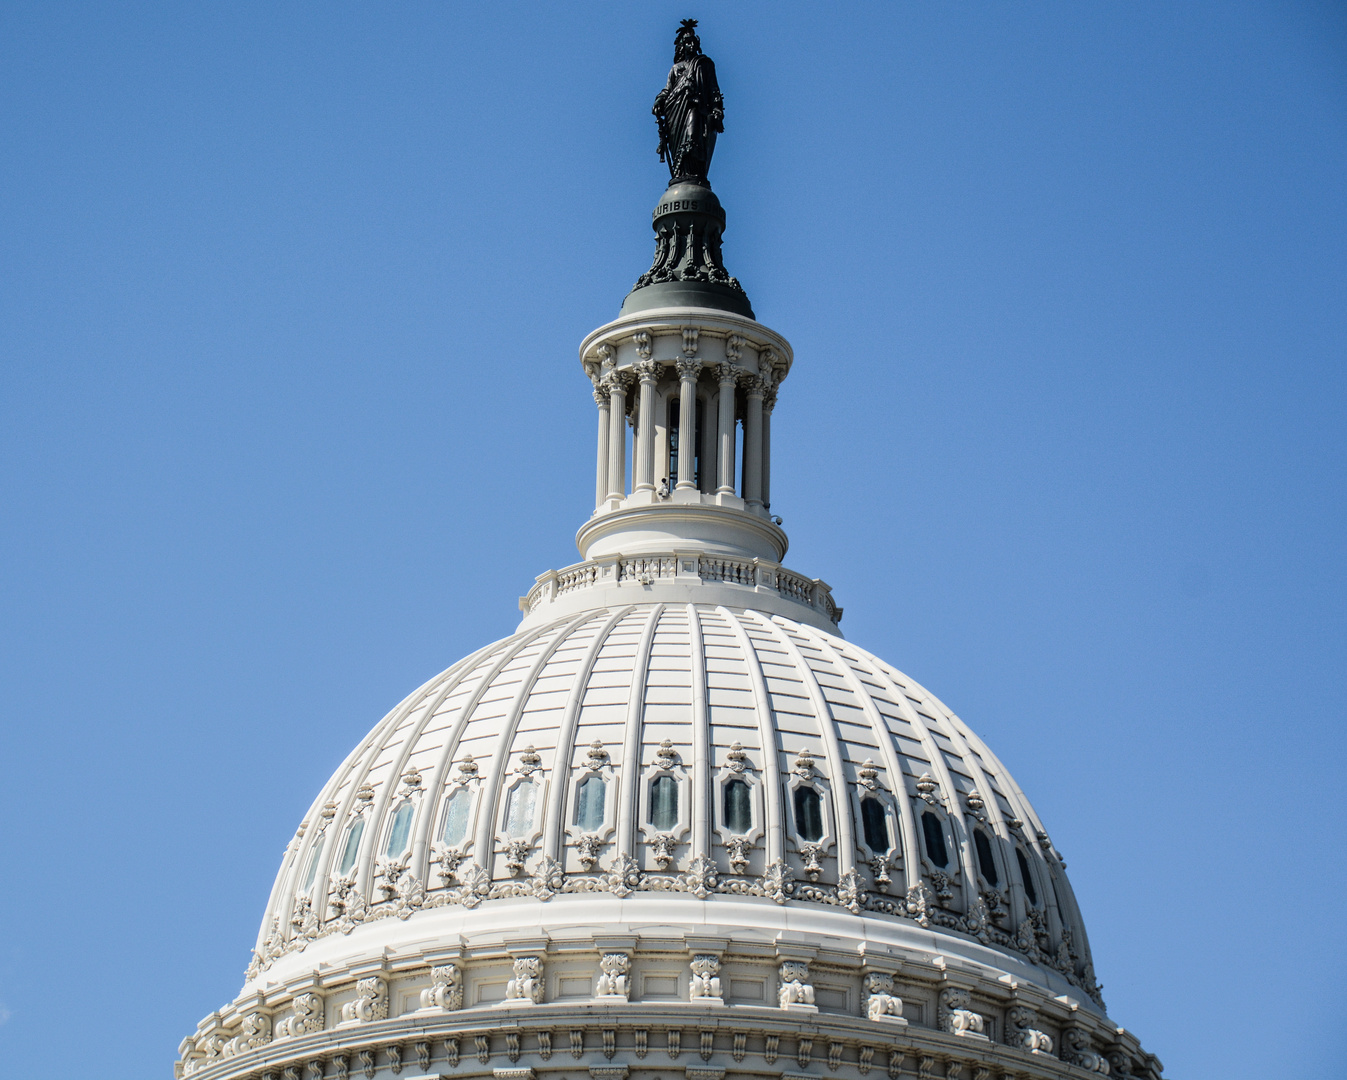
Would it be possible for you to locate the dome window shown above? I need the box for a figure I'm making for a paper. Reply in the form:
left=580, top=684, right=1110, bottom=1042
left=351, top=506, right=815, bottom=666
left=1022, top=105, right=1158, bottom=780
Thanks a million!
left=1016, top=847, right=1038, bottom=906
left=301, top=836, right=325, bottom=892
left=860, top=796, right=890, bottom=854
left=385, top=801, right=414, bottom=858
left=574, top=775, right=607, bottom=832
left=921, top=811, right=948, bottom=868
left=440, top=787, right=472, bottom=847
left=336, top=817, right=365, bottom=876
left=504, top=781, right=538, bottom=838
left=973, top=828, right=999, bottom=886
left=649, top=774, right=679, bottom=831
left=793, top=785, right=824, bottom=842
left=723, top=778, right=751, bottom=834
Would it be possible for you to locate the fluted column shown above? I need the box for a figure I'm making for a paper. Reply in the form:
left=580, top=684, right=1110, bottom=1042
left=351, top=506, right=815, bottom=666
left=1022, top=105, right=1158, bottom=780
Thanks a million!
left=715, top=362, right=737, bottom=496
left=762, top=388, right=775, bottom=511
left=742, top=374, right=766, bottom=510
left=675, top=359, right=702, bottom=490
left=699, top=390, right=717, bottom=494
left=594, top=385, right=611, bottom=510
left=633, top=360, right=659, bottom=494
left=606, top=375, right=630, bottom=503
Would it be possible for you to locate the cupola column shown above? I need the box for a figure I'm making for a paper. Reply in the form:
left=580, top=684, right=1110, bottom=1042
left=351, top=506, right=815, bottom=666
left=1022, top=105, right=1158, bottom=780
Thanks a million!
left=606, top=375, right=631, bottom=504
left=594, top=386, right=611, bottom=510
left=715, top=362, right=738, bottom=496
left=675, top=359, right=702, bottom=490
left=633, top=360, right=660, bottom=495
left=762, top=388, right=775, bottom=510
left=742, top=374, right=766, bottom=510
left=699, top=388, right=718, bottom=494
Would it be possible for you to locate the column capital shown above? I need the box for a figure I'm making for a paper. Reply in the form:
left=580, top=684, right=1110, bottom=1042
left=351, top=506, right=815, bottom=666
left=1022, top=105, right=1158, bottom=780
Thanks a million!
left=593, top=386, right=610, bottom=408
left=675, top=358, right=703, bottom=382
left=715, top=362, right=738, bottom=385
left=742, top=373, right=768, bottom=398
left=634, top=359, right=661, bottom=383
left=607, top=371, right=634, bottom=395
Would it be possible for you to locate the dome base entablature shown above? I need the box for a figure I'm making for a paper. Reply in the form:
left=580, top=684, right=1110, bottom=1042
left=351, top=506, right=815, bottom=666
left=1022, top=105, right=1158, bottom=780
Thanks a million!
left=180, top=892, right=1154, bottom=1080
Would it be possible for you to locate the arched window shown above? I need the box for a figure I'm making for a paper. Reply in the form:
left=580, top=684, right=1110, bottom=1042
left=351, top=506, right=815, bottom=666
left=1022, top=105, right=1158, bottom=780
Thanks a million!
left=301, top=836, right=325, bottom=892
left=649, top=775, right=678, bottom=831
left=504, top=782, right=538, bottom=838
left=385, top=802, right=414, bottom=858
left=723, top=778, right=751, bottom=834
left=574, top=775, right=606, bottom=832
left=860, top=797, right=889, bottom=853
left=973, top=829, right=998, bottom=886
left=921, top=811, right=948, bottom=868
left=1016, top=847, right=1038, bottom=905
left=337, top=817, right=365, bottom=876
left=440, top=787, right=471, bottom=847
left=793, top=786, right=823, bottom=842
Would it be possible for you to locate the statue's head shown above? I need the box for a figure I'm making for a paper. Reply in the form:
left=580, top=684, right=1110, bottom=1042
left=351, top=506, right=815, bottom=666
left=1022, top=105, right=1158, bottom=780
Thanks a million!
left=674, top=19, right=702, bottom=61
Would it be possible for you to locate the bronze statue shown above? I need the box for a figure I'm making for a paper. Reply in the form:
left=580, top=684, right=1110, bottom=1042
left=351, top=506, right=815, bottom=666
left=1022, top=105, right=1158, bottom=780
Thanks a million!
left=653, top=20, right=724, bottom=186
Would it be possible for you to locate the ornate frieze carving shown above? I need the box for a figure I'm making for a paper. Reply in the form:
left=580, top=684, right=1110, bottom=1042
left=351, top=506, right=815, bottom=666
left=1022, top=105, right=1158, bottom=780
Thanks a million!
left=224, top=1010, right=272, bottom=1055
left=862, top=973, right=904, bottom=1023
left=505, top=956, right=544, bottom=1004
left=778, top=960, right=816, bottom=1009
left=682, top=327, right=699, bottom=357
left=764, top=1035, right=779, bottom=1065
left=339, top=977, right=388, bottom=1024
left=938, top=988, right=986, bottom=1039
left=596, top=953, right=631, bottom=999
left=420, top=963, right=463, bottom=1011
left=1062, top=1028, right=1109, bottom=1073
left=689, top=954, right=722, bottom=1001
left=649, top=832, right=677, bottom=869
left=724, top=835, right=753, bottom=873
left=683, top=855, right=718, bottom=898
left=275, top=992, right=324, bottom=1039
left=1006, top=1005, right=1053, bottom=1054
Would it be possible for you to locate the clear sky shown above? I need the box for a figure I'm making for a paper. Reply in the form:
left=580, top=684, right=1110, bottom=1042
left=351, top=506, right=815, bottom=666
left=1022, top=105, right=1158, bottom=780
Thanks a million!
left=1, top=4, right=1343, bottom=1077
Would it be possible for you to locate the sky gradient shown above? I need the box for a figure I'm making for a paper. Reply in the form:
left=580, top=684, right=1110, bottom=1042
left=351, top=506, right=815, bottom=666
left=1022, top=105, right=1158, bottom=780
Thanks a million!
left=1, top=4, right=1344, bottom=1078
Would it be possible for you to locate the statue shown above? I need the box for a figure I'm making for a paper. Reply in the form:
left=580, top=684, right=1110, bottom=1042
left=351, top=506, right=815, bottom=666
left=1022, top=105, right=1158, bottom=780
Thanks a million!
left=653, top=20, right=724, bottom=185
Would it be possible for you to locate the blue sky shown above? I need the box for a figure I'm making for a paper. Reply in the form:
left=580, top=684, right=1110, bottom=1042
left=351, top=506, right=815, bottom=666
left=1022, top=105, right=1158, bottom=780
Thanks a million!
left=1, top=4, right=1343, bottom=1077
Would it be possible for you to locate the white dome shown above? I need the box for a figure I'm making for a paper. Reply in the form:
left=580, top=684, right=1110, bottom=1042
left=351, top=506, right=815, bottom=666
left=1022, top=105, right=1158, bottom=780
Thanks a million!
left=179, top=63, right=1163, bottom=1076
left=251, top=604, right=1101, bottom=1012
left=175, top=595, right=1147, bottom=1080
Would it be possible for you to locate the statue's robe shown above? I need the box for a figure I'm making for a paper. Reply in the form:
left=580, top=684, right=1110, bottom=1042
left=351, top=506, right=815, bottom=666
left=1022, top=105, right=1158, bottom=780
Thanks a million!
left=659, top=53, right=722, bottom=182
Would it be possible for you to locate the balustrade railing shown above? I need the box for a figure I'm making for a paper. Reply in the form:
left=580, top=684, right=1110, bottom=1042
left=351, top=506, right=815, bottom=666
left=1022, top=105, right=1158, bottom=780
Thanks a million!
left=523, top=552, right=841, bottom=626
